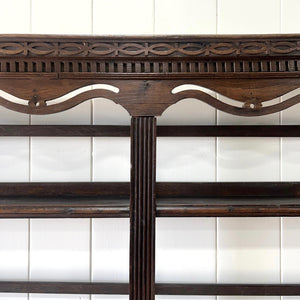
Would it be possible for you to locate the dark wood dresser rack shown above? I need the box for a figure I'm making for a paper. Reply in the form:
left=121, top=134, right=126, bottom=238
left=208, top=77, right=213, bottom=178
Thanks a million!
left=1, top=34, right=300, bottom=299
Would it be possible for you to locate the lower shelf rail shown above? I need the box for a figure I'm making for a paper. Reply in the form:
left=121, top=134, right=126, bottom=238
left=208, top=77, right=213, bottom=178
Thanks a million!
left=2, top=182, right=300, bottom=217
left=2, top=197, right=300, bottom=217
left=1, top=282, right=300, bottom=296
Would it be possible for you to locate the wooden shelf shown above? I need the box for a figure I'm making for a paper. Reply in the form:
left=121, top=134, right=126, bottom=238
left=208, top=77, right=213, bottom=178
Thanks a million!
left=157, top=197, right=300, bottom=217
left=2, top=197, right=300, bottom=218
left=1, top=182, right=300, bottom=218
left=0, top=198, right=129, bottom=218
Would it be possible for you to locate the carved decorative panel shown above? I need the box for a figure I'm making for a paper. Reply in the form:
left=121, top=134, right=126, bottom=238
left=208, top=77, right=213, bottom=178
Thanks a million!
left=0, top=34, right=299, bottom=116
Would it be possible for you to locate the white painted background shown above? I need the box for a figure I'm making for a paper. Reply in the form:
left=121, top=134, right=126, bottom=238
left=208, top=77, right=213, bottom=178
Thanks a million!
left=0, top=0, right=300, bottom=299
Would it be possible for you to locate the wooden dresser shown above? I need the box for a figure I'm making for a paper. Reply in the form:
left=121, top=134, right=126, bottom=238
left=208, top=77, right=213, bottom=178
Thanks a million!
left=0, top=34, right=300, bottom=299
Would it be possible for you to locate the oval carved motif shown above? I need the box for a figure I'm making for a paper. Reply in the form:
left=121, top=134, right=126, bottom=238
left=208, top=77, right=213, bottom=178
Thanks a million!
left=119, top=43, right=145, bottom=55
left=270, top=42, right=297, bottom=54
left=0, top=43, right=24, bottom=55
left=89, top=43, right=115, bottom=55
left=178, top=43, right=206, bottom=55
left=60, top=43, right=87, bottom=56
left=149, top=43, right=176, bottom=55
left=209, top=43, right=236, bottom=55
left=240, top=42, right=267, bottom=54
left=28, top=43, right=56, bottom=55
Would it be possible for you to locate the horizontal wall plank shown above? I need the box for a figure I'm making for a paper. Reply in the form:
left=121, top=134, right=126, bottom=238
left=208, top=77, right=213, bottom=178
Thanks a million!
left=1, top=125, right=300, bottom=137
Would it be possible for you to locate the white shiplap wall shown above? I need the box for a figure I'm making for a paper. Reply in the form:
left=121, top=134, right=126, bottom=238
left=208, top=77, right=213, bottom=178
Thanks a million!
left=0, top=0, right=300, bottom=300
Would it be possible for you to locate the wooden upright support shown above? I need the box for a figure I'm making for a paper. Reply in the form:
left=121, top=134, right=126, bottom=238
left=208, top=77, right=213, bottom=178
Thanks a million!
left=130, top=117, right=156, bottom=300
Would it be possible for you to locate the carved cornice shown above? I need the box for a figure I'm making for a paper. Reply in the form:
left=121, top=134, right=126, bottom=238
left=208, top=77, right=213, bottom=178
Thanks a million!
left=0, top=34, right=299, bottom=117
left=0, top=35, right=298, bottom=78
left=0, top=34, right=299, bottom=57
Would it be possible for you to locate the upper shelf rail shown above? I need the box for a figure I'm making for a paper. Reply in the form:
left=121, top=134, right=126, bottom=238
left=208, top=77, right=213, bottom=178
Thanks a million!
left=1, top=125, right=300, bottom=137
left=2, top=182, right=300, bottom=198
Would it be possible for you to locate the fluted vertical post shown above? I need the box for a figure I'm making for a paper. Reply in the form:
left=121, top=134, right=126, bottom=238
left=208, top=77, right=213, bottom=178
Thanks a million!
left=130, top=116, right=156, bottom=300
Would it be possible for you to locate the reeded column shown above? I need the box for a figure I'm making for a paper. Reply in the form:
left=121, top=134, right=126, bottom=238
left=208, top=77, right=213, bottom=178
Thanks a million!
left=130, top=116, right=156, bottom=300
